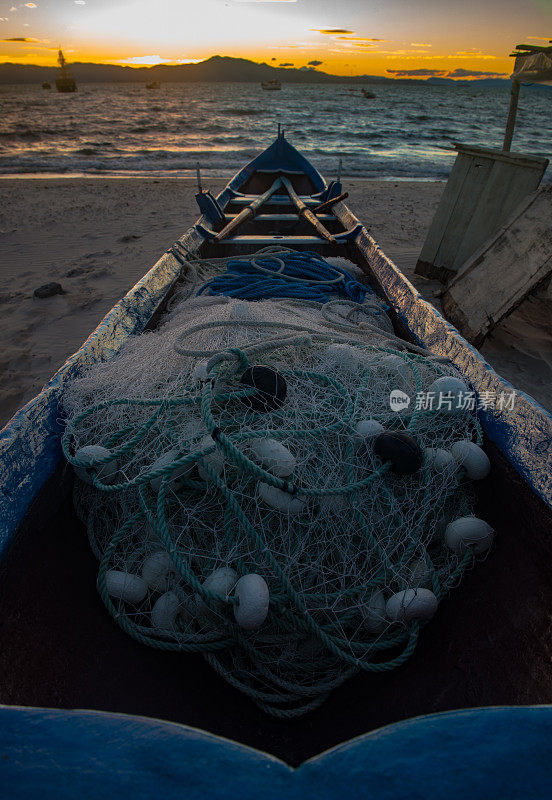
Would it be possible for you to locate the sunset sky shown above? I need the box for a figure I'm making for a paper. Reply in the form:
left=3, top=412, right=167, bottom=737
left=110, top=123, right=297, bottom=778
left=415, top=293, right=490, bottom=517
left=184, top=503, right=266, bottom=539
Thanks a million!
left=1, top=0, right=551, bottom=78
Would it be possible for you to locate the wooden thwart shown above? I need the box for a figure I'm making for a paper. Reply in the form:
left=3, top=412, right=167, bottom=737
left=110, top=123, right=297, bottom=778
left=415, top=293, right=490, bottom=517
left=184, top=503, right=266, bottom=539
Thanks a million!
left=441, top=186, right=552, bottom=346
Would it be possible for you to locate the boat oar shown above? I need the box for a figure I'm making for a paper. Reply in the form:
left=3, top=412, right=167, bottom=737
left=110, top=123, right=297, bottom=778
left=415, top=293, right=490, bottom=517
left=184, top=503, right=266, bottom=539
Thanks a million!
left=280, top=176, right=336, bottom=244
left=312, top=192, right=349, bottom=214
left=214, top=177, right=282, bottom=242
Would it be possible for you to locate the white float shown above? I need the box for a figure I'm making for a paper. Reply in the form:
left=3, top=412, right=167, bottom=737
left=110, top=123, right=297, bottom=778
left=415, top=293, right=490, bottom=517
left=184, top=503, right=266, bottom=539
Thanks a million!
left=451, top=441, right=491, bottom=480
left=428, top=376, right=468, bottom=413
left=196, top=567, right=238, bottom=621
left=105, top=570, right=148, bottom=604
left=233, top=573, right=270, bottom=630
left=197, top=434, right=224, bottom=482
left=142, top=551, right=179, bottom=592
left=250, top=438, right=296, bottom=477
left=151, top=590, right=183, bottom=632
left=362, top=589, right=387, bottom=633
left=425, top=447, right=457, bottom=473
left=258, top=482, right=306, bottom=515
left=193, top=360, right=210, bottom=383
left=149, top=448, right=194, bottom=492
left=355, top=419, right=385, bottom=441
left=386, top=588, right=438, bottom=622
left=380, top=354, right=413, bottom=383
left=74, top=445, right=118, bottom=485
left=445, top=516, right=494, bottom=555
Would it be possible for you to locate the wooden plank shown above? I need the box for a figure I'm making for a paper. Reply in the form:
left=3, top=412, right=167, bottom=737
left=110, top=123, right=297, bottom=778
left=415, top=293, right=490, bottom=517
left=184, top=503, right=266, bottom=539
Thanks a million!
left=415, top=152, right=474, bottom=277
left=433, top=154, right=492, bottom=272
left=441, top=186, right=552, bottom=345
left=452, top=159, right=546, bottom=270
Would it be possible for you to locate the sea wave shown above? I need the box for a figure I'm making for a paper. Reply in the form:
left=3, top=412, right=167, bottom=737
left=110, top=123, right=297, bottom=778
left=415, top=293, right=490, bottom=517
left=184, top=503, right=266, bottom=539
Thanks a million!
left=0, top=81, right=550, bottom=179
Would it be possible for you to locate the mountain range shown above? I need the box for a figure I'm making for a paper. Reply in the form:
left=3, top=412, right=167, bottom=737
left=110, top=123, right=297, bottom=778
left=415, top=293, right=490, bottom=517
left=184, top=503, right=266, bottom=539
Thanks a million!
left=0, top=54, right=515, bottom=87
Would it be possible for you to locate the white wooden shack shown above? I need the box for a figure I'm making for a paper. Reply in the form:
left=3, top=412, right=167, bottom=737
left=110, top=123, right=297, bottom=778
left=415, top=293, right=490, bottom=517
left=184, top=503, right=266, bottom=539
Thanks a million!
left=415, top=41, right=552, bottom=283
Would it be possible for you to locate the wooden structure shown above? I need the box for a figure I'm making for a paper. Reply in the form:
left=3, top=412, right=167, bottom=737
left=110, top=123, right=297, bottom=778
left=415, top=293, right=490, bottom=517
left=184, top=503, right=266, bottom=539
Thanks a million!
left=415, top=145, right=548, bottom=281
left=441, top=185, right=552, bottom=345
left=415, top=41, right=551, bottom=282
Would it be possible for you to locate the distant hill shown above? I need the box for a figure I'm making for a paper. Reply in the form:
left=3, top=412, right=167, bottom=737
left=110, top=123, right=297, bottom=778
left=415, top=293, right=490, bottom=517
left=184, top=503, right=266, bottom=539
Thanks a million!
left=0, top=54, right=513, bottom=87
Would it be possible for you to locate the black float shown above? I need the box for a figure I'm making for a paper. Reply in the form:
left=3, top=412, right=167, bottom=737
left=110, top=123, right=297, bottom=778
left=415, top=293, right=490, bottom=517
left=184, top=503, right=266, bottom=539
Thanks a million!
left=239, top=365, right=287, bottom=412
left=374, top=431, right=423, bottom=475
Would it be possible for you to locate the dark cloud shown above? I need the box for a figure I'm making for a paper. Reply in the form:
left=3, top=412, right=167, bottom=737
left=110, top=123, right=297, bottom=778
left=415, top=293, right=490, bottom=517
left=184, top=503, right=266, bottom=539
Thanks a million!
left=447, top=68, right=508, bottom=78
left=312, top=28, right=353, bottom=35
left=387, top=67, right=508, bottom=79
left=307, top=60, right=323, bottom=66
left=387, top=68, right=446, bottom=77
left=2, top=37, right=39, bottom=42
left=279, top=62, right=294, bottom=67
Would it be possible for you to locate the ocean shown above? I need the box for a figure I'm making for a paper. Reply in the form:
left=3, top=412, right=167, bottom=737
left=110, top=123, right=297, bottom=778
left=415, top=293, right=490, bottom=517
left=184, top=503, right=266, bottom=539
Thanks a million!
left=0, top=81, right=550, bottom=179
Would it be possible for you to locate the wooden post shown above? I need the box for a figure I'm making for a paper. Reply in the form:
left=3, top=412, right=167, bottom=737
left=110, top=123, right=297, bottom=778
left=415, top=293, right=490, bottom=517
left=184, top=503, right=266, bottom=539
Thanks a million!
left=503, top=79, right=520, bottom=152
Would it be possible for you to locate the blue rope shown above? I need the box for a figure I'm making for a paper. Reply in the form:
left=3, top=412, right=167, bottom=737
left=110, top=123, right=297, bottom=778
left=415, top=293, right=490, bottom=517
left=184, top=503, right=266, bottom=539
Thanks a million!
left=197, top=251, right=373, bottom=304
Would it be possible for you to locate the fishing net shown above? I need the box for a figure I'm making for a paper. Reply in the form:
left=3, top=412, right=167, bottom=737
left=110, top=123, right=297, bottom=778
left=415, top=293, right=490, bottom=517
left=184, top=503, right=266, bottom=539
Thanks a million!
left=62, top=248, right=491, bottom=717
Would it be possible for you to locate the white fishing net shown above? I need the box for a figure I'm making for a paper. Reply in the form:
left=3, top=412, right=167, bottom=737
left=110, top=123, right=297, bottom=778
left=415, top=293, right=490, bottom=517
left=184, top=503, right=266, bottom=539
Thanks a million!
left=62, top=251, right=489, bottom=717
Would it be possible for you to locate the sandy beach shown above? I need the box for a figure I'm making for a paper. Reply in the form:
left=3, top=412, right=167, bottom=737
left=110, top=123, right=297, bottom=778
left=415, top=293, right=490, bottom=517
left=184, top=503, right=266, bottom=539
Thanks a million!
left=1, top=176, right=551, bottom=427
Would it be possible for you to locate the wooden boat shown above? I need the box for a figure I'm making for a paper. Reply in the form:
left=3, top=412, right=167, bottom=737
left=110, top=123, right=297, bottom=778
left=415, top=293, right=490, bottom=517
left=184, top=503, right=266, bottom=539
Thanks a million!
left=362, top=88, right=376, bottom=99
left=262, top=80, right=282, bottom=91
left=1, top=129, right=552, bottom=797
left=146, top=80, right=161, bottom=90
left=55, top=49, right=77, bottom=93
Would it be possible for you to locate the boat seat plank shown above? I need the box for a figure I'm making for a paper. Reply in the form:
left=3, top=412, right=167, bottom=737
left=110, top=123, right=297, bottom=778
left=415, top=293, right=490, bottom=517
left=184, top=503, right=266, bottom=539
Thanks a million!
left=230, top=196, right=321, bottom=207
left=224, top=213, right=336, bottom=222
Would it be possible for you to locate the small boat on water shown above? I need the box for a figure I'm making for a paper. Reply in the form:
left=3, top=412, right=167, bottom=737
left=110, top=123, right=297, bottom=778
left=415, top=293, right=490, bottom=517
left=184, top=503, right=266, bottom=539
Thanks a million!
left=41, top=81, right=51, bottom=90
left=146, top=80, right=161, bottom=90
left=362, top=88, right=376, bottom=99
left=262, top=79, right=282, bottom=91
left=55, top=48, right=77, bottom=93
left=1, top=129, right=552, bottom=797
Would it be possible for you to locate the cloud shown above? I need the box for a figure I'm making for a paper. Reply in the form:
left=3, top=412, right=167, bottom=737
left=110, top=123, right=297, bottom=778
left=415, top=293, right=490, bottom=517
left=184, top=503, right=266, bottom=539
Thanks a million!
left=337, top=36, right=386, bottom=43
left=386, top=67, right=508, bottom=79
left=74, top=0, right=86, bottom=4
left=448, top=67, right=507, bottom=77
left=2, top=35, right=38, bottom=41
left=312, top=29, right=353, bottom=35
left=10, top=6, right=17, bottom=10
left=279, top=62, right=294, bottom=66
left=307, top=59, right=323, bottom=66
left=411, top=42, right=431, bottom=47
left=387, top=68, right=446, bottom=77
left=526, top=36, right=552, bottom=41
left=23, top=3, right=37, bottom=7
left=231, top=0, right=297, bottom=3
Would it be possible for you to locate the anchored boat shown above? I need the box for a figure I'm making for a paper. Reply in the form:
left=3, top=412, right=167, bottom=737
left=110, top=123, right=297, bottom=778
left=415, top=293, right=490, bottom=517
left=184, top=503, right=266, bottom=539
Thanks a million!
left=262, top=80, right=282, bottom=91
left=55, top=48, right=77, bottom=93
left=1, top=130, right=552, bottom=797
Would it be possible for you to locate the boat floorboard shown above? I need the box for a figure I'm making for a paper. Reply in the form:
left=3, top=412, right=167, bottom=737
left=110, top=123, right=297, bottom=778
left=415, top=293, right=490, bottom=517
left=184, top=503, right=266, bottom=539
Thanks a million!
left=1, top=442, right=552, bottom=766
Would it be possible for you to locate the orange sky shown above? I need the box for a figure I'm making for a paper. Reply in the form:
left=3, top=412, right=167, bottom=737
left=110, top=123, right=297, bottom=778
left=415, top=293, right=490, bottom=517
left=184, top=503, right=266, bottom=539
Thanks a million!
left=1, top=0, right=551, bottom=79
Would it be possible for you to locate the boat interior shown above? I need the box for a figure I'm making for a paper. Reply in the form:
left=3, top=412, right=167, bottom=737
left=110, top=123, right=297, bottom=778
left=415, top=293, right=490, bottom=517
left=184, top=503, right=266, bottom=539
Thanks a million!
left=2, top=135, right=552, bottom=766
